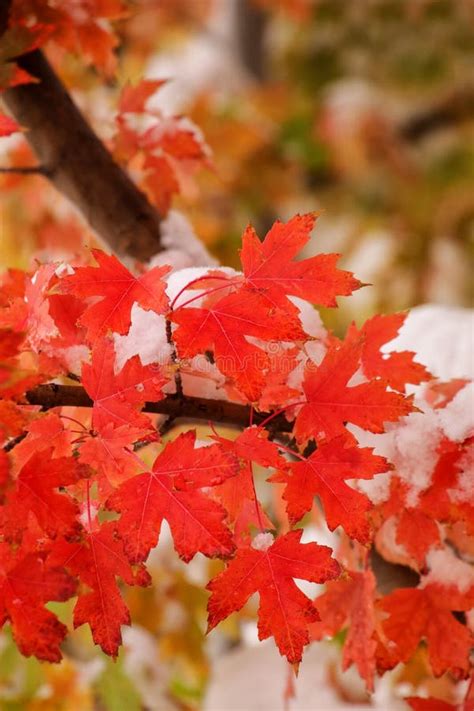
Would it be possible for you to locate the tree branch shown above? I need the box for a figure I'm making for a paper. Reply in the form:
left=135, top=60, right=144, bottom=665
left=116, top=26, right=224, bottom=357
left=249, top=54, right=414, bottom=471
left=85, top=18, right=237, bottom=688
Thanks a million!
left=399, top=85, right=474, bottom=142
left=24, top=384, right=293, bottom=433
left=20, top=383, right=420, bottom=595
left=1, top=44, right=163, bottom=260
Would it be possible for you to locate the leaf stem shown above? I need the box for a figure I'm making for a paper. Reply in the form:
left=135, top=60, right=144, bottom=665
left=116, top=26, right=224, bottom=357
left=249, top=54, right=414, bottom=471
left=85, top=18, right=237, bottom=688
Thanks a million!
left=169, top=274, right=236, bottom=311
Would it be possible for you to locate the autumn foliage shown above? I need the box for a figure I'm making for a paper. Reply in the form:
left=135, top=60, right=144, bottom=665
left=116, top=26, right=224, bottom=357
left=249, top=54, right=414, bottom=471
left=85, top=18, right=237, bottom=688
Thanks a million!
left=1, top=212, right=472, bottom=685
left=0, top=2, right=473, bottom=709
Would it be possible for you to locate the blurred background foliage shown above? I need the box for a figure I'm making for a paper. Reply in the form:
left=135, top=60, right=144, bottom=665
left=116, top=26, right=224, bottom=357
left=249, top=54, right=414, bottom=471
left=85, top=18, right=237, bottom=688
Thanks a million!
left=1, top=1, right=473, bottom=708
left=2, top=0, right=473, bottom=327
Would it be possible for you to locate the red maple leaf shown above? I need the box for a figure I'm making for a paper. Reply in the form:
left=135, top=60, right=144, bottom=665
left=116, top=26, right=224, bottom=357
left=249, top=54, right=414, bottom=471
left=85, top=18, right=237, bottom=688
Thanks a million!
left=294, top=336, right=414, bottom=444
left=0, top=450, right=87, bottom=543
left=0, top=544, right=76, bottom=662
left=257, top=344, right=301, bottom=411
left=0, top=269, right=28, bottom=331
left=240, top=213, right=361, bottom=309
left=79, top=422, right=146, bottom=489
left=379, top=478, right=442, bottom=567
left=114, top=83, right=210, bottom=214
left=311, top=568, right=377, bottom=691
left=82, top=338, right=167, bottom=433
left=0, top=400, right=29, bottom=442
left=50, top=520, right=150, bottom=657
left=206, top=529, right=340, bottom=664
left=10, top=0, right=127, bottom=76
left=425, top=378, right=470, bottom=409
left=396, top=508, right=441, bottom=566
left=0, top=329, right=42, bottom=399
left=379, top=584, right=474, bottom=677
left=417, top=439, right=474, bottom=533
left=12, top=412, right=73, bottom=470
left=231, top=426, right=288, bottom=469
left=60, top=249, right=170, bottom=339
left=408, top=678, right=474, bottom=711
left=210, top=427, right=282, bottom=541
left=350, top=313, right=430, bottom=391
left=47, top=293, right=87, bottom=344
left=119, top=79, right=167, bottom=114
left=107, top=431, right=239, bottom=563
left=171, top=290, right=306, bottom=400
left=270, top=436, right=389, bottom=542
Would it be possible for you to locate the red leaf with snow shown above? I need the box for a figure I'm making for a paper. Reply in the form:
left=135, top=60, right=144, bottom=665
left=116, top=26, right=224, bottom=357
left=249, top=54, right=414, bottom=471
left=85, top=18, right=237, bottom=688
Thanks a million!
left=396, top=508, right=441, bottom=566
left=294, top=336, right=414, bottom=444
left=82, top=338, right=167, bottom=432
left=352, top=313, right=430, bottom=391
left=171, top=290, right=306, bottom=400
left=61, top=249, right=170, bottom=339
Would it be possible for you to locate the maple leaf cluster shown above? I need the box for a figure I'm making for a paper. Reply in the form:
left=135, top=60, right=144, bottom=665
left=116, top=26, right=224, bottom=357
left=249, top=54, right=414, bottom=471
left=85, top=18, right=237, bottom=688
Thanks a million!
left=113, top=79, right=212, bottom=215
left=0, top=1, right=127, bottom=137
left=0, top=211, right=473, bottom=708
left=0, top=5, right=210, bottom=219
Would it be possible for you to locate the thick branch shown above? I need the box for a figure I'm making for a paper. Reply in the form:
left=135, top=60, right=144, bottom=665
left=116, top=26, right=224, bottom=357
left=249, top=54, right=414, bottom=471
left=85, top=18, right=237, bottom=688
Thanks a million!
left=399, top=85, right=474, bottom=141
left=24, top=384, right=293, bottom=433
left=2, top=49, right=163, bottom=260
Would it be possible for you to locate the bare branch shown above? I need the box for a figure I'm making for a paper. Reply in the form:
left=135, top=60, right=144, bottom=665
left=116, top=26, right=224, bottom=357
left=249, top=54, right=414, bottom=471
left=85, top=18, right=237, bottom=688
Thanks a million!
left=2, top=49, right=163, bottom=260
left=24, top=384, right=293, bottom=433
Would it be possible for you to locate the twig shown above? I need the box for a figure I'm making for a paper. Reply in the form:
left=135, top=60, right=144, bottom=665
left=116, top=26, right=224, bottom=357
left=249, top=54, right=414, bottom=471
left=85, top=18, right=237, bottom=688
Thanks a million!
left=166, top=318, right=183, bottom=398
left=0, top=164, right=51, bottom=176
left=3, top=431, right=26, bottom=452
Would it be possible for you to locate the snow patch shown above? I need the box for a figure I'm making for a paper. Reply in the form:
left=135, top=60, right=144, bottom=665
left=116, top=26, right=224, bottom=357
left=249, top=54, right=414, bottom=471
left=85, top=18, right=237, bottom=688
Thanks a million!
left=390, top=411, right=443, bottom=507
left=448, top=443, right=474, bottom=504
left=423, top=548, right=474, bottom=594
left=389, top=304, right=474, bottom=381
left=114, top=303, right=171, bottom=371
left=251, top=532, right=274, bottom=551
left=148, top=210, right=218, bottom=271
left=437, top=382, right=474, bottom=442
